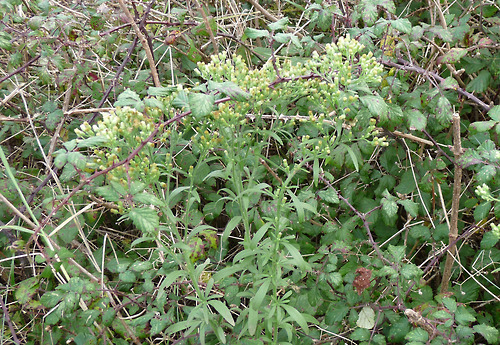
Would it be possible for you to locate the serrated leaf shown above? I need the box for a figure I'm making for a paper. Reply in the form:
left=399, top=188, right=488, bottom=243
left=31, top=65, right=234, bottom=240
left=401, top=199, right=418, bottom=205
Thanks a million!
left=147, top=86, right=177, bottom=96
left=390, top=18, right=412, bottom=34
left=442, top=296, right=457, bottom=313
left=440, top=76, right=460, bottom=90
left=189, top=93, right=215, bottom=119
left=244, top=28, right=269, bottom=39
left=473, top=324, right=499, bottom=344
left=172, top=90, right=189, bottom=109
left=381, top=197, right=398, bottom=219
left=470, top=120, right=497, bottom=133
left=123, top=207, right=159, bottom=234
left=119, top=270, right=136, bottom=283
left=207, top=81, right=250, bottom=101
left=76, top=136, right=109, bottom=148
left=388, top=244, right=406, bottom=262
left=361, top=95, right=388, bottom=117
left=274, top=32, right=293, bottom=43
left=318, top=189, right=339, bottom=204
left=208, top=299, right=235, bottom=326
left=133, top=192, right=165, bottom=206
left=437, top=48, right=467, bottom=64
left=401, top=263, right=422, bottom=279
left=357, top=306, right=375, bottom=329
left=474, top=202, right=491, bottom=222
left=46, top=109, right=64, bottom=131
left=477, top=165, right=496, bottom=184
left=268, top=17, right=288, bottom=31
left=481, top=230, right=500, bottom=249
left=405, top=328, right=429, bottom=342
left=129, top=261, right=153, bottom=272
left=406, top=108, right=427, bottom=131
left=488, top=105, right=500, bottom=121
left=435, top=96, right=453, bottom=126
left=466, top=70, right=491, bottom=93
left=96, top=185, right=121, bottom=202
left=397, top=199, right=419, bottom=217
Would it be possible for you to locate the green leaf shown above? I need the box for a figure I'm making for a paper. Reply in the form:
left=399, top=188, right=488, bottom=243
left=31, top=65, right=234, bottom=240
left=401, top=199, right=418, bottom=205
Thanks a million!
left=470, top=120, right=497, bottom=133
left=207, top=81, right=250, bottom=101
left=409, top=225, right=431, bottom=240
left=248, top=307, right=259, bottom=336
left=437, top=48, right=467, bottom=64
left=397, top=199, right=419, bottom=217
left=189, top=93, right=215, bottom=119
left=360, top=95, right=388, bottom=117
left=388, top=245, right=406, bottom=262
left=208, top=300, right=235, bottom=326
left=76, top=136, right=109, bottom=148
left=481, top=230, right=500, bottom=249
left=281, top=303, right=309, bottom=334
left=147, top=86, right=177, bottom=96
left=129, top=261, right=153, bottom=272
left=455, top=306, right=476, bottom=325
left=244, top=28, right=270, bottom=39
left=351, top=327, right=370, bottom=341
left=466, top=70, right=491, bottom=93
left=390, top=18, right=412, bottom=34
left=440, top=76, right=460, bottom=90
left=46, top=109, right=64, bottom=131
left=172, top=89, right=190, bottom=110
left=405, top=328, right=429, bottom=342
left=473, top=324, right=499, bottom=344
left=401, top=263, right=422, bottom=279
left=474, top=202, right=491, bottom=222
left=123, top=207, right=159, bottom=234
left=356, top=306, right=375, bottom=329
left=133, top=192, right=165, bottom=206
left=95, top=185, right=121, bottom=202
left=442, top=296, right=457, bottom=313
left=435, top=96, right=453, bottom=126
left=488, top=105, right=500, bottom=121
left=406, top=109, right=427, bottom=131
left=251, top=279, right=271, bottom=310
left=119, top=270, right=136, bottom=283
left=318, top=188, right=339, bottom=204
left=268, top=17, right=289, bottom=31
left=381, top=196, right=398, bottom=221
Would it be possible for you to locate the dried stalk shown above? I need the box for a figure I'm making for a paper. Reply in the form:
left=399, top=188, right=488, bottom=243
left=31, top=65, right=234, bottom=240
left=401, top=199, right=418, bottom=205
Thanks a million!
left=116, top=0, right=161, bottom=87
left=440, top=113, right=463, bottom=293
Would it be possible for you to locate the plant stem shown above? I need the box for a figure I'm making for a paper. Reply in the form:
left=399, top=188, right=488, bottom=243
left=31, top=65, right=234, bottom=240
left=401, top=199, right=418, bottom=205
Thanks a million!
left=440, top=113, right=463, bottom=293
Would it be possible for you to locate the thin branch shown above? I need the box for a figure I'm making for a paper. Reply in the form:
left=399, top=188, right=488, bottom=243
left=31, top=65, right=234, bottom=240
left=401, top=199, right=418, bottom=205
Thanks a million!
left=117, top=0, right=161, bottom=87
left=441, top=113, right=463, bottom=293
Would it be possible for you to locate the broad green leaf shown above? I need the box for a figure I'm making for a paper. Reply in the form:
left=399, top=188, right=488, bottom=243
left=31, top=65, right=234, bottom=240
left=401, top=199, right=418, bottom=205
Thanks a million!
left=381, top=196, right=398, bottom=220
left=480, top=230, right=500, bottom=249
left=360, top=95, right=388, bottom=117
left=435, top=96, right=453, bottom=126
left=207, top=81, right=250, bottom=101
left=470, top=120, right=497, bottom=133
left=473, top=324, right=499, bottom=344
left=390, top=18, right=412, bottom=34
left=409, top=225, right=431, bottom=240
left=437, top=48, right=467, bottom=64
left=477, top=164, right=496, bottom=184
left=406, top=108, right=427, bottom=131
left=397, top=199, right=419, bottom=217
left=189, top=93, right=215, bottom=119
left=172, top=89, right=190, bottom=110
left=474, top=202, right=491, bottom=222
left=119, top=270, right=136, bottom=283
left=442, top=296, right=457, bottom=313
left=95, top=185, right=121, bottom=202
left=147, top=86, right=177, bottom=96
left=405, top=328, right=429, bottom=342
left=208, top=300, right=235, bottom=326
left=67, top=152, right=87, bottom=170
left=129, top=261, right=153, bottom=272
left=466, top=70, right=491, bottom=93
left=318, top=188, right=339, bottom=204
left=388, top=244, right=406, bottom=262
left=401, top=263, right=422, bottom=279
left=268, top=17, right=288, bottom=31
left=356, top=306, right=375, bottom=329
left=124, top=207, right=159, bottom=234
left=46, top=109, right=63, bottom=131
left=455, top=306, right=476, bottom=325
left=76, top=136, right=108, bottom=148
left=133, top=192, right=165, bottom=206
left=244, top=28, right=269, bottom=39
left=488, top=105, right=500, bottom=121
left=54, top=152, right=67, bottom=169
left=440, top=76, right=460, bottom=90
left=248, top=308, right=259, bottom=336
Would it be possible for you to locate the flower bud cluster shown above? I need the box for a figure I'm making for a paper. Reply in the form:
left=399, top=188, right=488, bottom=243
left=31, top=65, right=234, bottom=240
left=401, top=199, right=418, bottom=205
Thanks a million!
left=75, top=106, right=160, bottom=185
left=475, top=183, right=497, bottom=202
